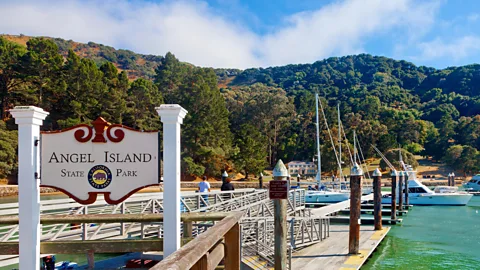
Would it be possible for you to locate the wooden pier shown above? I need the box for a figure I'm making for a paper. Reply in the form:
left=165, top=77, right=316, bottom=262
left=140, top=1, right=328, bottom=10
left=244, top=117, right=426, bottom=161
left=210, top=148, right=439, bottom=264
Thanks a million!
left=292, top=225, right=390, bottom=270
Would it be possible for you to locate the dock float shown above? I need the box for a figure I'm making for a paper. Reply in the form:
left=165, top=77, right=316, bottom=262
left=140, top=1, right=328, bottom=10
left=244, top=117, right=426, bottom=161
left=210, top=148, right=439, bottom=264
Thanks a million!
left=291, top=225, right=390, bottom=270
left=329, top=216, right=402, bottom=225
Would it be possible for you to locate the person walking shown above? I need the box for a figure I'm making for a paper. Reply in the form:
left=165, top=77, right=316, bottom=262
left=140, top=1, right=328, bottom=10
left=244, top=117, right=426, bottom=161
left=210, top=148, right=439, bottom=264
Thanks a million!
left=221, top=178, right=235, bottom=191
left=198, top=176, right=211, bottom=193
left=198, top=176, right=210, bottom=208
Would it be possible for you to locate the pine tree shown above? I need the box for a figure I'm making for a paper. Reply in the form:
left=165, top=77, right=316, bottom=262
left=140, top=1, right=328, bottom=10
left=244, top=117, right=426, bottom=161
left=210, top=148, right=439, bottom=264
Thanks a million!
left=0, top=37, right=26, bottom=120
left=124, top=78, right=163, bottom=130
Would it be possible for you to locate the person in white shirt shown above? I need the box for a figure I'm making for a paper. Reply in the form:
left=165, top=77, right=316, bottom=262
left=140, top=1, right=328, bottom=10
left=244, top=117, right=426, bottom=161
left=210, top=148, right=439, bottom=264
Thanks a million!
left=198, top=176, right=211, bottom=192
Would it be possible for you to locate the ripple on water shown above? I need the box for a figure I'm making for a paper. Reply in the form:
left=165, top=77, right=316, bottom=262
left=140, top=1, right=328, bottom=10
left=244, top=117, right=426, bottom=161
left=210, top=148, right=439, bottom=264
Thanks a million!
left=363, top=196, right=480, bottom=270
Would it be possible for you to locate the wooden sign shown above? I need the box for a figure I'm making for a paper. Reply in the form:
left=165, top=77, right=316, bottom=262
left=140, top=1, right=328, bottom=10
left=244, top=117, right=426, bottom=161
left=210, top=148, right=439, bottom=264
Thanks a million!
left=269, top=180, right=289, bottom=200
left=40, top=117, right=159, bottom=204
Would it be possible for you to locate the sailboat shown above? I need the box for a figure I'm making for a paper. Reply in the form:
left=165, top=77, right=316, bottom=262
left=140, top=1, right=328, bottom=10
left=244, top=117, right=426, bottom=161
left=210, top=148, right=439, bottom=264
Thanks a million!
left=305, top=94, right=350, bottom=203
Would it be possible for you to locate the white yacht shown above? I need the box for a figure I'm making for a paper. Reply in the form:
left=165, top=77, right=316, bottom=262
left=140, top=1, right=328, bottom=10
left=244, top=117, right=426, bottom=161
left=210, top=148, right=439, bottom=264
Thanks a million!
left=381, top=163, right=473, bottom=206
left=463, top=174, right=480, bottom=192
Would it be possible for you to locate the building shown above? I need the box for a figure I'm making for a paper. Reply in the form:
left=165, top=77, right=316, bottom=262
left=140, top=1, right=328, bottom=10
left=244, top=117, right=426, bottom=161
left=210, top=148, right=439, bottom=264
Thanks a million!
left=287, top=161, right=317, bottom=177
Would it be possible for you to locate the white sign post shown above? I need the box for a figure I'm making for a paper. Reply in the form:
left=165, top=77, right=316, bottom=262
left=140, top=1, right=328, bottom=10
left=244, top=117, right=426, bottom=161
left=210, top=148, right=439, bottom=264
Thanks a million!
left=157, top=104, right=187, bottom=257
left=10, top=106, right=49, bottom=270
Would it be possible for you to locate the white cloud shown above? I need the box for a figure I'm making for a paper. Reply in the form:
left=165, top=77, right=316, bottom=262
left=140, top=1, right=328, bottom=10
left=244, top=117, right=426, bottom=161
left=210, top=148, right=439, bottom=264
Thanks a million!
left=416, top=36, right=480, bottom=61
left=0, top=0, right=441, bottom=68
left=467, top=13, right=479, bottom=22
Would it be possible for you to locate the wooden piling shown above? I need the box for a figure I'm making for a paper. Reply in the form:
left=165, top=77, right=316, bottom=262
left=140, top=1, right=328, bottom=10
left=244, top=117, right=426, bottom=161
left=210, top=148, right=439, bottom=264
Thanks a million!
left=272, top=160, right=288, bottom=270
left=87, top=249, right=94, bottom=269
left=398, top=171, right=404, bottom=211
left=349, top=163, right=363, bottom=254
left=404, top=171, right=409, bottom=206
left=391, top=170, right=398, bottom=221
left=372, top=168, right=382, bottom=231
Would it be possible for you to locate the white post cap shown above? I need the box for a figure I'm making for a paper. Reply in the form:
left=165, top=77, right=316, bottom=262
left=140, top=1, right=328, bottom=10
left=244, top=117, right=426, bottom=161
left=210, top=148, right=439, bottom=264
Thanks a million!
left=260, top=172, right=263, bottom=177
left=156, top=104, right=188, bottom=124
left=273, top=160, right=288, bottom=177
left=372, top=168, right=382, bottom=177
left=10, top=106, right=49, bottom=125
left=451, top=172, right=455, bottom=177
left=350, top=162, right=363, bottom=176
left=222, top=171, right=228, bottom=177
left=391, top=169, right=398, bottom=176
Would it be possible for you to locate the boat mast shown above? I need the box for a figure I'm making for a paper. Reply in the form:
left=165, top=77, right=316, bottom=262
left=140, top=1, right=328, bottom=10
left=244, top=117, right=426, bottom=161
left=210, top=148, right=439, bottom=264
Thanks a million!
left=353, top=130, right=357, bottom=164
left=337, top=103, right=342, bottom=179
left=315, top=93, right=322, bottom=188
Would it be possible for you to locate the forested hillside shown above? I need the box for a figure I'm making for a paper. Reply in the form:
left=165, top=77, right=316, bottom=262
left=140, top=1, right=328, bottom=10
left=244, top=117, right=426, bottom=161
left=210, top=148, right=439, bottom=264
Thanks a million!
left=1, top=35, right=480, bottom=180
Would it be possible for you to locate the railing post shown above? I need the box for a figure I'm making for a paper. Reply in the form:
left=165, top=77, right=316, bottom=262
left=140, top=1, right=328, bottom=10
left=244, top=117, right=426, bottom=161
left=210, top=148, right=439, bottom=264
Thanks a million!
left=391, top=170, right=398, bottom=221
left=224, top=223, right=240, bottom=269
left=373, top=168, right=382, bottom=231
left=120, top=202, right=126, bottom=236
left=293, top=190, right=296, bottom=210
left=87, top=249, right=95, bottom=269
left=256, top=220, right=260, bottom=254
left=10, top=106, right=49, bottom=270
left=157, top=105, right=188, bottom=257
left=398, top=170, right=404, bottom=211
left=404, top=171, right=409, bottom=206
left=273, top=160, right=288, bottom=270
left=82, top=206, right=88, bottom=240
left=289, top=218, right=295, bottom=249
left=183, top=221, right=193, bottom=238
left=349, top=163, right=362, bottom=254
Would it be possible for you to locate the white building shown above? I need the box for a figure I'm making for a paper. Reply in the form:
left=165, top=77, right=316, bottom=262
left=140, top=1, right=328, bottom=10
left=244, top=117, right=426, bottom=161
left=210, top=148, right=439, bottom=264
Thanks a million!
left=287, top=161, right=317, bottom=177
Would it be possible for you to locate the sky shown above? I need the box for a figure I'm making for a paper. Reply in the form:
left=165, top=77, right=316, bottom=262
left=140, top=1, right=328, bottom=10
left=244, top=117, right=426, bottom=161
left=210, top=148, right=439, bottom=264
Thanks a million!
left=1, top=0, right=480, bottom=69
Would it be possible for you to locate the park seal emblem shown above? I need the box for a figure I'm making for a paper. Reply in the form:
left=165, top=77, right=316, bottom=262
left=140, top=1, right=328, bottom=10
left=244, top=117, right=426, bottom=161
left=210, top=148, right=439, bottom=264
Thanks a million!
left=88, top=165, right=112, bottom=189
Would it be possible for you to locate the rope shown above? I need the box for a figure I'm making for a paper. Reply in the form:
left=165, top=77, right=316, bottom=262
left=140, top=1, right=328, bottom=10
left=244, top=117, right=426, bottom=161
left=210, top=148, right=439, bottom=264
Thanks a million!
left=340, top=122, right=354, bottom=165
left=355, top=133, right=371, bottom=179
left=372, top=144, right=395, bottom=170
left=317, top=97, right=343, bottom=179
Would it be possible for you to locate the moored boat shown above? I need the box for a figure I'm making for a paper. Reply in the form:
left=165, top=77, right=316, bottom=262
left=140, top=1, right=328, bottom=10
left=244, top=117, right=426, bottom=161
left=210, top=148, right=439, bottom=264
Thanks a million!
left=463, top=174, right=480, bottom=192
left=381, top=163, right=473, bottom=206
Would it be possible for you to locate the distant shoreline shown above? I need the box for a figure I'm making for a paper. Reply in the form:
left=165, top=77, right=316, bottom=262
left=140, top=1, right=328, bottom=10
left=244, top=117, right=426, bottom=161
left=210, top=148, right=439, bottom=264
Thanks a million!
left=0, top=179, right=463, bottom=199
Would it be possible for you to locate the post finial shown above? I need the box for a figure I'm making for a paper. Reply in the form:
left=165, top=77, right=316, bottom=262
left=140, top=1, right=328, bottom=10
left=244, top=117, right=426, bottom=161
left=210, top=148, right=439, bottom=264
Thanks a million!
left=350, top=162, right=363, bottom=176
left=391, top=169, right=398, bottom=176
left=273, top=160, right=288, bottom=177
left=372, top=168, right=382, bottom=177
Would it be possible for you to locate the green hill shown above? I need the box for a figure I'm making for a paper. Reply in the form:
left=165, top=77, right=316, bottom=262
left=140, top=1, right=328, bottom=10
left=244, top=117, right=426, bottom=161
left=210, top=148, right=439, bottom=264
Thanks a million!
left=2, top=34, right=480, bottom=180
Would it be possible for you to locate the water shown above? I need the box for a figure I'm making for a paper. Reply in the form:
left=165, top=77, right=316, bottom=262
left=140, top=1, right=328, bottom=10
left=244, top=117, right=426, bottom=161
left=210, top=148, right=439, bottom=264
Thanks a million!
left=363, top=196, right=480, bottom=269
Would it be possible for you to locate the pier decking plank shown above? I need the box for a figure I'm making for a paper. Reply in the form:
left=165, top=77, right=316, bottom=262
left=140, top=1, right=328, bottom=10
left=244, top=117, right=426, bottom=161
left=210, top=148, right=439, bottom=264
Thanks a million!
left=310, top=194, right=374, bottom=217
left=291, top=225, right=390, bottom=270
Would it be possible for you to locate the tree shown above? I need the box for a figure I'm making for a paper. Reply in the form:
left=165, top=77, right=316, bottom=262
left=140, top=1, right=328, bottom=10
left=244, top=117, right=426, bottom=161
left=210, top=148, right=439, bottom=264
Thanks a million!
left=459, top=146, right=479, bottom=176
left=233, top=124, right=268, bottom=178
left=0, top=121, right=17, bottom=179
left=19, top=38, right=65, bottom=112
left=99, top=62, right=128, bottom=123
left=379, top=149, right=418, bottom=171
left=0, top=37, right=26, bottom=120
left=444, top=145, right=464, bottom=170
left=124, top=78, right=163, bottom=130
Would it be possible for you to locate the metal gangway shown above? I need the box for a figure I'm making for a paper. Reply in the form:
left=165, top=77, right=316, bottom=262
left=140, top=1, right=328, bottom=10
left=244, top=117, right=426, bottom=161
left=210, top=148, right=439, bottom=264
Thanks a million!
left=0, top=188, right=330, bottom=268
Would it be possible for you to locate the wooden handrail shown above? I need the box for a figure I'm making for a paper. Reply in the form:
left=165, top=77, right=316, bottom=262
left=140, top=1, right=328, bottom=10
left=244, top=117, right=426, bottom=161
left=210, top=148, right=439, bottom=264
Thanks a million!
left=0, top=238, right=193, bottom=254
left=151, top=211, right=243, bottom=270
left=0, top=212, right=229, bottom=225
